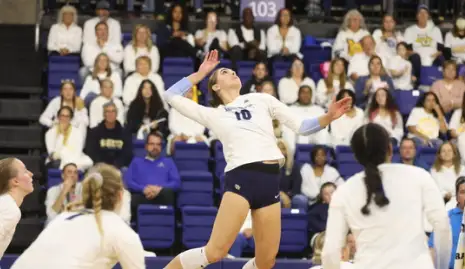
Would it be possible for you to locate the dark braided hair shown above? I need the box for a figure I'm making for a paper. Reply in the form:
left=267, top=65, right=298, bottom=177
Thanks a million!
left=350, top=123, right=391, bottom=215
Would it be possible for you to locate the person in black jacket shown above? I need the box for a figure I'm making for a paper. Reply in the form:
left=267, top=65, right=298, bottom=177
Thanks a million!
left=240, top=62, right=272, bottom=95
left=308, top=182, right=337, bottom=240
left=85, top=102, right=133, bottom=168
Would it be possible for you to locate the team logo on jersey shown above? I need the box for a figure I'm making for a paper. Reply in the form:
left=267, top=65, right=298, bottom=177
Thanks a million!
left=157, top=162, right=165, bottom=167
left=347, top=39, right=363, bottom=56
left=415, top=34, right=433, bottom=47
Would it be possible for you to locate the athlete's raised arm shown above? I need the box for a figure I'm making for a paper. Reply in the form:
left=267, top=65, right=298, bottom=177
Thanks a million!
left=162, top=50, right=220, bottom=128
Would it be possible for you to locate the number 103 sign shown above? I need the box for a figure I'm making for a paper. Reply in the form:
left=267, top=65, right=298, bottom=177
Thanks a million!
left=240, top=0, right=285, bottom=22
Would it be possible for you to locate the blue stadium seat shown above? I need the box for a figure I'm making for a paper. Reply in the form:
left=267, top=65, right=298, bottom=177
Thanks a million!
left=302, top=46, right=331, bottom=68
left=177, top=171, right=214, bottom=207
left=182, top=206, right=217, bottom=248
left=132, top=138, right=146, bottom=157
left=48, top=55, right=80, bottom=72
left=273, top=61, right=292, bottom=82
left=280, top=208, right=308, bottom=253
left=237, top=61, right=256, bottom=82
left=419, top=147, right=438, bottom=167
left=335, top=146, right=363, bottom=179
left=420, top=66, right=443, bottom=86
left=173, top=142, right=210, bottom=172
left=47, top=169, right=84, bottom=188
left=394, top=89, right=422, bottom=116
left=137, top=205, right=175, bottom=249
left=162, top=58, right=195, bottom=88
left=295, top=144, right=332, bottom=165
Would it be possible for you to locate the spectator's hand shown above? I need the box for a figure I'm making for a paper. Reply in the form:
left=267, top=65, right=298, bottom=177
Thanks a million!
left=242, top=228, right=253, bottom=238
left=150, top=121, right=158, bottom=129
left=59, top=48, right=69, bottom=56
left=280, top=191, right=291, bottom=208
left=144, top=186, right=155, bottom=199
left=63, top=178, right=74, bottom=192
left=52, top=151, right=60, bottom=160
left=173, top=31, right=185, bottom=38
left=181, top=134, right=189, bottom=141
left=150, top=185, right=162, bottom=197
left=350, top=73, right=359, bottom=81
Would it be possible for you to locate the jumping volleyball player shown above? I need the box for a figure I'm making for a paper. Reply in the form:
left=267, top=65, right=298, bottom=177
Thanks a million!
left=11, top=163, right=145, bottom=269
left=322, top=123, right=452, bottom=269
left=162, top=50, right=351, bottom=269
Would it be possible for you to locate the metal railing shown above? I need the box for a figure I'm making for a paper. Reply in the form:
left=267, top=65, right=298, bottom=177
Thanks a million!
left=34, top=0, right=44, bottom=52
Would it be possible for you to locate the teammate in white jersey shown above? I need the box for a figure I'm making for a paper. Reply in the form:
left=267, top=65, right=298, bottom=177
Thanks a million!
left=0, top=158, right=34, bottom=260
left=322, top=123, right=452, bottom=269
left=163, top=50, right=351, bottom=269
left=11, top=163, right=145, bottom=269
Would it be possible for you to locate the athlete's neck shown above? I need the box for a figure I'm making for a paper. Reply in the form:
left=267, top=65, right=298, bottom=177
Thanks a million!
left=220, top=91, right=240, bottom=105
left=8, top=189, right=25, bottom=207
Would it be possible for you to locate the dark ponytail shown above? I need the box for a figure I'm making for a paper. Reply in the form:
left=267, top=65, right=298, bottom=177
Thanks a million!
left=351, top=123, right=391, bottom=215
left=208, top=70, right=224, bottom=107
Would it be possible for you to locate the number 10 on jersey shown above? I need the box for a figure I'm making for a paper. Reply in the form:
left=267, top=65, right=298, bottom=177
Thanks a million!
left=235, top=109, right=252, bottom=121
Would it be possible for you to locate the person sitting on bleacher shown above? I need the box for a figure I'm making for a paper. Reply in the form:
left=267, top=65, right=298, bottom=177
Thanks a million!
left=240, top=62, right=271, bottom=95
left=266, top=8, right=302, bottom=61
left=45, top=106, right=94, bottom=171
left=81, top=21, right=123, bottom=80
left=310, top=232, right=355, bottom=269
left=85, top=102, right=133, bottom=168
left=124, top=132, right=180, bottom=219
left=278, top=58, right=316, bottom=105
left=386, top=42, right=414, bottom=90
left=332, top=9, right=370, bottom=64
left=89, top=78, right=125, bottom=128
left=445, top=18, right=465, bottom=64
left=123, top=24, right=160, bottom=76
left=329, top=90, right=364, bottom=146
left=348, top=35, right=385, bottom=83
left=122, top=56, right=165, bottom=107
left=228, top=210, right=253, bottom=258
left=393, top=137, right=429, bottom=170
left=430, top=60, right=465, bottom=114
left=307, top=182, right=337, bottom=242
left=82, top=0, right=121, bottom=46
left=257, top=80, right=278, bottom=98
left=80, top=53, right=123, bottom=105
left=315, top=58, right=354, bottom=110
left=40, top=80, right=89, bottom=136
left=276, top=139, right=303, bottom=209
left=47, top=5, right=82, bottom=56
left=195, top=11, right=228, bottom=58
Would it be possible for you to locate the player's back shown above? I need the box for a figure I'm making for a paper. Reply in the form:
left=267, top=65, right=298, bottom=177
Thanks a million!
left=331, top=163, right=448, bottom=269
left=11, top=210, right=145, bottom=269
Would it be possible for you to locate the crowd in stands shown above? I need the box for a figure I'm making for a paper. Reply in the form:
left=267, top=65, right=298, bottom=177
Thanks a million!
left=37, top=0, right=465, bottom=264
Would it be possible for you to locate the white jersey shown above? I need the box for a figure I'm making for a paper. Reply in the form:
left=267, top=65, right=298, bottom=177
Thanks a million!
left=168, top=93, right=305, bottom=172
left=11, top=210, right=145, bottom=269
left=322, top=163, right=451, bottom=269
left=0, top=194, right=21, bottom=259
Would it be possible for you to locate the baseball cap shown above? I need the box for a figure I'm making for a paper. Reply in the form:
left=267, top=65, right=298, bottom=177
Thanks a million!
left=417, top=4, right=429, bottom=13
left=96, top=0, right=110, bottom=10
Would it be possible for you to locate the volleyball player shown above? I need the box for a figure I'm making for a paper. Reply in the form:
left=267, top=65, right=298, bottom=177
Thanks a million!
left=162, top=50, right=351, bottom=269
left=11, top=163, right=145, bottom=269
left=322, top=123, right=452, bottom=269
left=0, top=158, right=34, bottom=260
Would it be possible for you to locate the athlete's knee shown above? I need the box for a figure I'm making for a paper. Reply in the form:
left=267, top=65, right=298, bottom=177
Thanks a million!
left=205, top=242, right=230, bottom=263
left=255, top=255, right=276, bottom=269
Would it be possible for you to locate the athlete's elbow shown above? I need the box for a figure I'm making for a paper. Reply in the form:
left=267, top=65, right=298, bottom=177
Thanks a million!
left=321, top=248, right=340, bottom=269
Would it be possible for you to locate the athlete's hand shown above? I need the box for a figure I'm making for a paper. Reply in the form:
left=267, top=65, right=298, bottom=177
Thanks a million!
left=198, top=50, right=220, bottom=76
left=327, top=96, right=351, bottom=120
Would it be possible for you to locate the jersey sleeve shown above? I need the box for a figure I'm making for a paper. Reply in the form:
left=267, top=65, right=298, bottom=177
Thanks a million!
left=113, top=225, right=146, bottom=269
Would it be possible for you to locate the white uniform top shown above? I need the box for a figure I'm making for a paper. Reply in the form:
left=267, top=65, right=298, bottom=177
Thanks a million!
left=11, top=210, right=145, bottom=269
left=0, top=194, right=21, bottom=259
left=167, top=93, right=306, bottom=172
left=322, top=163, right=451, bottom=269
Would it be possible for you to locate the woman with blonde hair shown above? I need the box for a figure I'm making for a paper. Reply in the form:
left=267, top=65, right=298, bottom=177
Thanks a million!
left=316, top=58, right=354, bottom=109
left=11, top=163, right=145, bottom=269
left=310, top=232, right=354, bottom=269
left=47, top=5, right=82, bottom=55
left=123, top=24, right=160, bottom=75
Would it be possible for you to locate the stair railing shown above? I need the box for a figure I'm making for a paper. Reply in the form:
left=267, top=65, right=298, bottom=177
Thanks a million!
left=34, top=0, right=44, bottom=52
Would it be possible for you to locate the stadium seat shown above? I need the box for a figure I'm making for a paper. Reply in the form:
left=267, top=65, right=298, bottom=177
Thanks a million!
left=237, top=61, right=256, bottom=81
left=132, top=138, right=146, bottom=157
left=273, top=61, right=292, bottom=82
left=280, top=208, right=308, bottom=253
left=420, top=66, right=443, bottom=86
left=301, top=46, right=331, bottom=68
left=335, top=146, right=363, bottom=179
left=48, top=55, right=80, bottom=72
left=177, top=171, right=214, bottom=208
left=47, top=169, right=84, bottom=188
left=419, top=147, right=438, bottom=167
left=182, top=206, right=217, bottom=249
left=162, top=58, right=195, bottom=88
left=294, top=144, right=332, bottom=165
left=173, top=142, right=210, bottom=172
left=394, top=89, right=422, bottom=116
left=137, top=205, right=175, bottom=249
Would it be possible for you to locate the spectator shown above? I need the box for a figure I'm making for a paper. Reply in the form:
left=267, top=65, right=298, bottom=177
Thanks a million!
left=332, top=9, right=370, bottom=63
left=348, top=36, right=386, bottom=83
left=228, top=8, right=266, bottom=69
left=167, top=88, right=207, bottom=155
left=89, top=78, right=125, bottom=128
left=276, top=139, right=302, bottom=209
left=310, top=232, right=355, bottom=269
left=430, top=60, right=465, bottom=114
left=82, top=0, right=122, bottom=46
left=307, top=182, right=337, bottom=240
left=266, top=8, right=302, bottom=60
left=316, top=58, right=354, bottom=110
left=450, top=93, right=465, bottom=160
left=404, top=5, right=444, bottom=66
left=354, top=55, right=395, bottom=106
left=257, top=80, right=278, bottom=98
left=278, top=58, right=316, bottom=105
left=123, top=56, right=165, bottom=107
left=329, top=89, right=364, bottom=146
left=45, top=107, right=93, bottom=170
left=85, top=102, right=132, bottom=168
left=445, top=18, right=465, bottom=64
left=240, top=62, right=271, bottom=95
left=366, top=88, right=404, bottom=145
left=156, top=3, right=196, bottom=58
left=40, top=81, right=89, bottom=135
left=80, top=53, right=123, bottom=105
left=123, top=24, right=160, bottom=75
left=294, top=145, right=342, bottom=210
left=47, top=5, right=82, bottom=55
left=406, top=92, right=448, bottom=148
left=195, top=11, right=228, bottom=57
left=229, top=210, right=253, bottom=258
left=431, top=142, right=465, bottom=204
left=124, top=132, right=180, bottom=215
left=81, top=21, right=124, bottom=80
left=393, top=137, right=430, bottom=170
left=126, top=80, right=169, bottom=138
left=386, top=42, right=414, bottom=90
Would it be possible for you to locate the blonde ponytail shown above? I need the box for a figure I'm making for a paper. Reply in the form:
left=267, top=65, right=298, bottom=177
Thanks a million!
left=88, top=173, right=104, bottom=237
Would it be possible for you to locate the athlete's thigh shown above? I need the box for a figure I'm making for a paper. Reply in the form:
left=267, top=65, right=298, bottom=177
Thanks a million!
left=251, top=202, right=281, bottom=261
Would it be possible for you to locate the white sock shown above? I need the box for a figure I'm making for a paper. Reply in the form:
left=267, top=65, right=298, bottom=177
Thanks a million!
left=242, top=258, right=257, bottom=269
left=179, top=247, right=210, bottom=269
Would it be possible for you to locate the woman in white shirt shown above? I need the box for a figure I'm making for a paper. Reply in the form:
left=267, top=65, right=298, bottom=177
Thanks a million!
left=195, top=11, right=228, bottom=56
left=123, top=56, right=165, bottom=107
left=332, top=9, right=370, bottom=62
left=40, top=80, right=89, bottom=135
left=445, top=17, right=465, bottom=64
left=278, top=58, right=316, bottom=105
left=322, top=123, right=451, bottom=269
left=123, top=24, right=160, bottom=75
left=45, top=106, right=93, bottom=171
left=80, top=53, right=123, bottom=104
left=12, top=163, right=146, bottom=269
left=316, top=58, right=354, bottom=109
left=311, top=232, right=355, bottom=269
left=47, top=5, right=82, bottom=55
left=406, top=92, right=448, bottom=148
left=89, top=78, right=125, bottom=128
left=330, top=90, right=364, bottom=146
left=266, top=8, right=302, bottom=59
left=387, top=42, right=414, bottom=90
left=449, top=95, right=465, bottom=161
left=365, top=88, right=404, bottom=144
